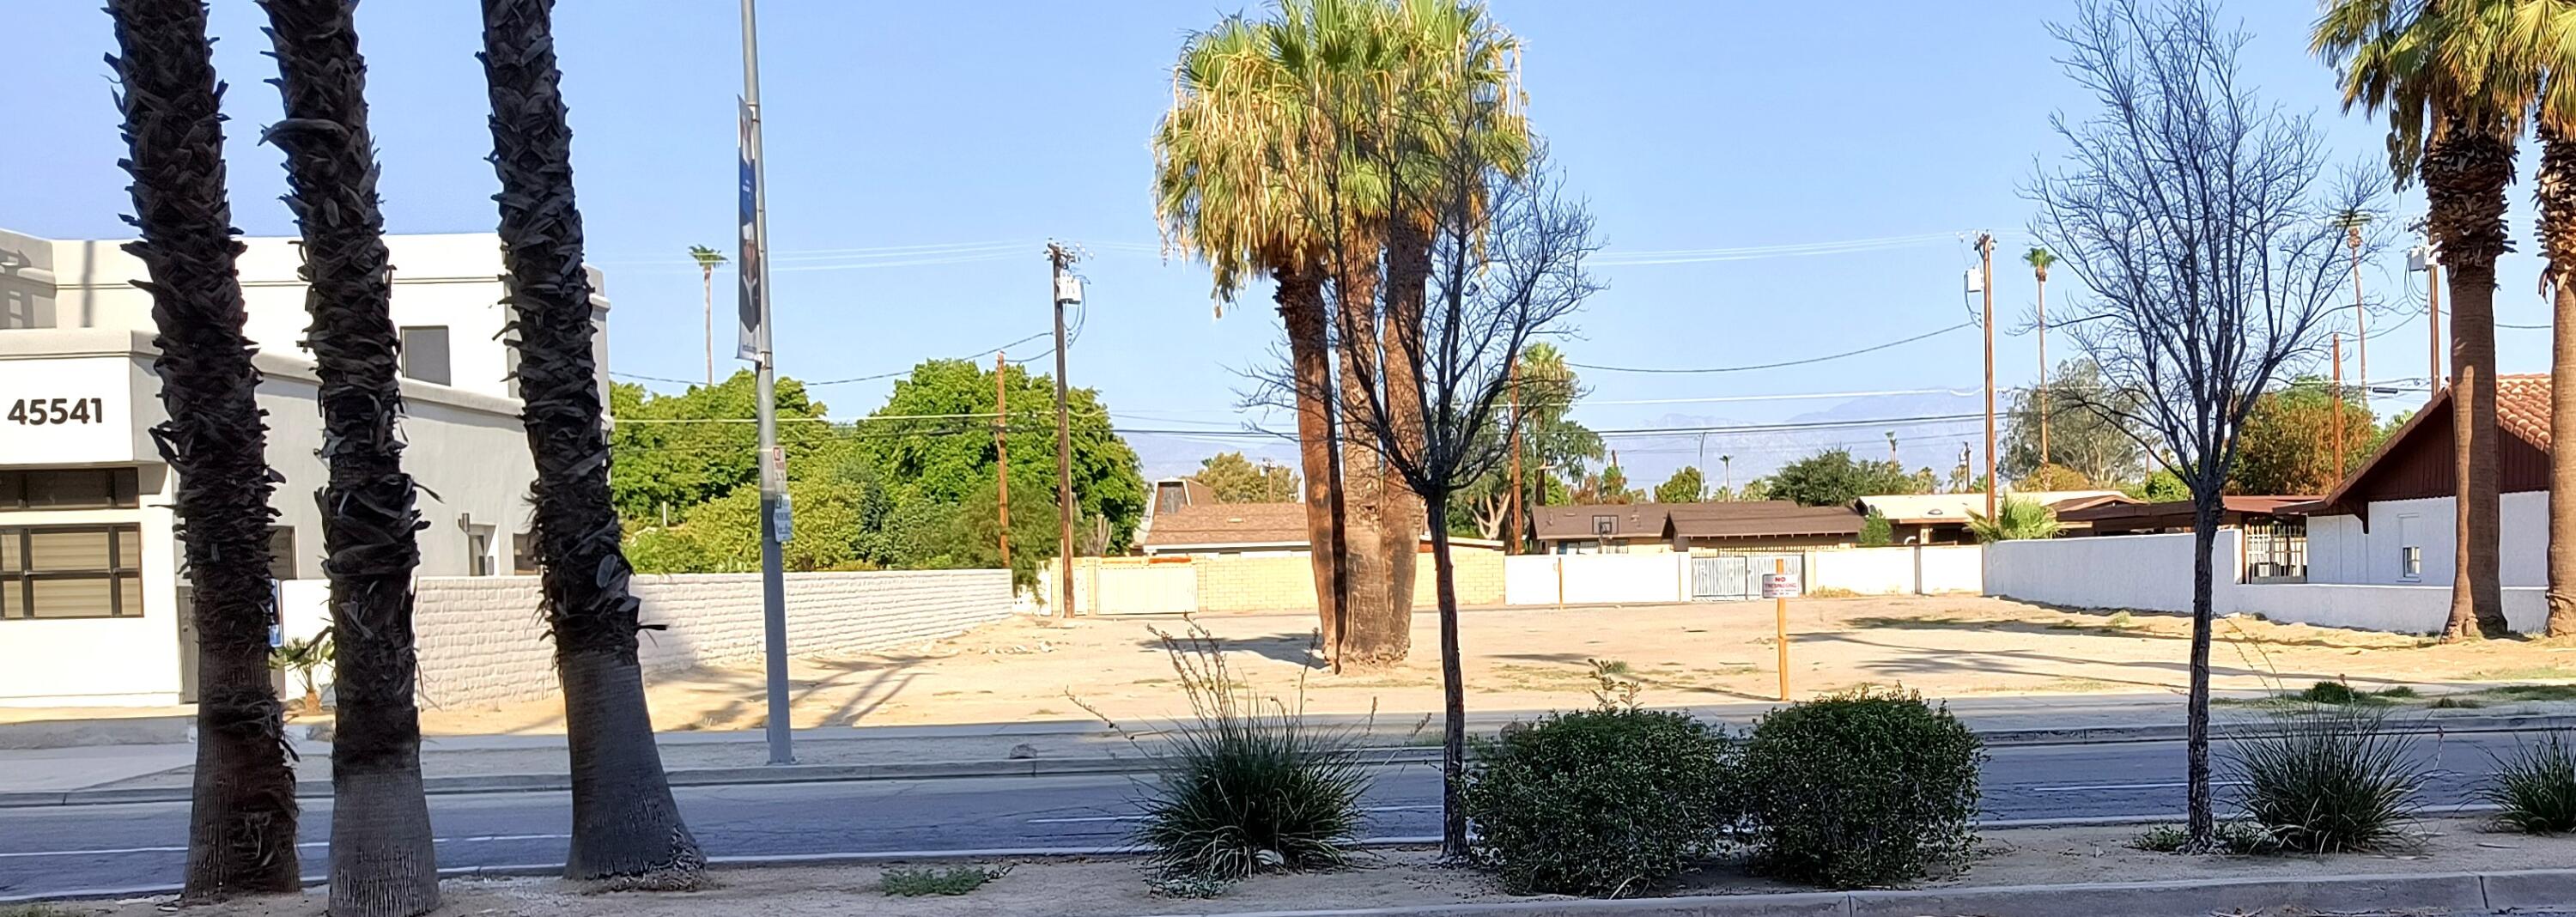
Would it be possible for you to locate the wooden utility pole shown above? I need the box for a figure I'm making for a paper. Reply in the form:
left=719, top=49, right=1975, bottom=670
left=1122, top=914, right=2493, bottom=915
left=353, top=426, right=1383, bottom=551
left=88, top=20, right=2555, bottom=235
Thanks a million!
left=2332, top=333, right=2347, bottom=481
left=1978, top=233, right=1998, bottom=519
left=1506, top=361, right=1523, bottom=554
left=2350, top=226, right=2368, bottom=413
left=994, top=350, right=1011, bottom=572
left=1048, top=242, right=1079, bottom=617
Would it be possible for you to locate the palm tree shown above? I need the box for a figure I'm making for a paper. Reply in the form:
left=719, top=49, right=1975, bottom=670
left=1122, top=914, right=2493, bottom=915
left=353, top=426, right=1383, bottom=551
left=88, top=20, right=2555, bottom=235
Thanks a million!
left=2318, top=0, right=2523, bottom=639
left=258, top=1, right=439, bottom=911
left=2026, top=246, right=2056, bottom=468
left=106, top=0, right=302, bottom=899
left=478, top=0, right=705, bottom=884
left=1156, top=10, right=1354, bottom=665
left=689, top=245, right=726, bottom=386
left=1967, top=496, right=2063, bottom=542
left=2509, top=1, right=2576, bottom=637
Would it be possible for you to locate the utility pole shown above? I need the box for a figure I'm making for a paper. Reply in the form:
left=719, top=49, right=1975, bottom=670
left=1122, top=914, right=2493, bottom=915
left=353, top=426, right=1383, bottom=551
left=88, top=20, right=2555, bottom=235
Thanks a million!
left=1720, top=455, right=1732, bottom=497
left=2035, top=255, right=2050, bottom=471
left=739, top=0, right=791, bottom=766
left=1506, top=361, right=1522, bottom=554
left=1977, top=233, right=1998, bottom=519
left=1048, top=242, right=1080, bottom=618
left=1886, top=430, right=1899, bottom=465
left=995, top=350, right=1011, bottom=572
left=2332, top=333, right=2347, bottom=481
left=2349, top=225, right=2368, bottom=414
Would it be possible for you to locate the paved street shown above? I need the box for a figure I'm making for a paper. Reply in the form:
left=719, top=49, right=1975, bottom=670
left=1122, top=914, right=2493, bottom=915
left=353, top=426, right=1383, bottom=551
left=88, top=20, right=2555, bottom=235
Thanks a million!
left=0, top=730, right=2544, bottom=902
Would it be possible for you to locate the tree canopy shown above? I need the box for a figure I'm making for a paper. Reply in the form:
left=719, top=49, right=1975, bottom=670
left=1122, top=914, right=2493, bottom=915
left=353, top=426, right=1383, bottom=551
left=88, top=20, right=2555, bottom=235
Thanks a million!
left=1653, top=465, right=1706, bottom=504
left=1764, top=448, right=1925, bottom=507
left=1999, top=357, right=2147, bottom=486
left=2227, top=381, right=2391, bottom=495
left=1194, top=452, right=1300, bottom=503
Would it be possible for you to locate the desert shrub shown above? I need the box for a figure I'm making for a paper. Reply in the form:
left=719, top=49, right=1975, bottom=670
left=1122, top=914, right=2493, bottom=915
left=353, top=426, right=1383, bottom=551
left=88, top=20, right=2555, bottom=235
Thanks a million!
left=1129, top=626, right=1367, bottom=882
left=2223, top=705, right=2423, bottom=853
left=2130, top=821, right=2281, bottom=855
left=880, top=865, right=1008, bottom=896
left=2479, top=732, right=2576, bottom=834
left=1740, top=687, right=1984, bottom=888
left=1462, top=701, right=1737, bottom=896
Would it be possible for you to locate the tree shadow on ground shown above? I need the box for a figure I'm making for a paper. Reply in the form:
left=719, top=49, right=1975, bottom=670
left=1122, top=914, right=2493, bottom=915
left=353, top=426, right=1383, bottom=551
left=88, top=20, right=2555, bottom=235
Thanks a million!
left=1133, top=631, right=1327, bottom=670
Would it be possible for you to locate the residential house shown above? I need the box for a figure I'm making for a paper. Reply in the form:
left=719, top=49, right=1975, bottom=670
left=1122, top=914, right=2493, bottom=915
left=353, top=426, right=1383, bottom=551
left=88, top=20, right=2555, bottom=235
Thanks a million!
left=2058, top=495, right=2317, bottom=583
left=1854, top=490, right=2136, bottom=544
left=1139, top=501, right=1501, bottom=557
left=2302, top=375, right=2551, bottom=587
left=1532, top=501, right=1862, bottom=554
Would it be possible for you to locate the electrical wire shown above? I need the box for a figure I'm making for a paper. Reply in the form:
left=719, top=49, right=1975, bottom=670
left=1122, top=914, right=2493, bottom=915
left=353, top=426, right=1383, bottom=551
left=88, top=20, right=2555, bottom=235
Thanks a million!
left=1568, top=321, right=1974, bottom=374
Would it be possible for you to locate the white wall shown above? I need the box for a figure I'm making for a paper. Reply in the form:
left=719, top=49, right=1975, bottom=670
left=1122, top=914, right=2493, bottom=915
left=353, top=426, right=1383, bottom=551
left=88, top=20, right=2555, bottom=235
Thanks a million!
left=1803, top=546, right=1984, bottom=595
left=1984, top=531, right=2242, bottom=614
left=1556, top=554, right=1688, bottom=604
left=2308, top=494, right=2549, bottom=588
left=1503, top=556, right=1563, bottom=605
left=2236, top=583, right=2549, bottom=635
left=383, top=568, right=1016, bottom=708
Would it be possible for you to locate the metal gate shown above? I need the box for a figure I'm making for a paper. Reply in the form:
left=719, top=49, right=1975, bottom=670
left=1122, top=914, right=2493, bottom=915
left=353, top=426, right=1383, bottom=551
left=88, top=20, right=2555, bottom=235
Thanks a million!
left=1691, top=553, right=1804, bottom=601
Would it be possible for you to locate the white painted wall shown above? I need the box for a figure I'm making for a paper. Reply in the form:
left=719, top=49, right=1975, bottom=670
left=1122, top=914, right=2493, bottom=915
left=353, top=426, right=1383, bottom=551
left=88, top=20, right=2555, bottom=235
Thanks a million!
left=2306, top=493, right=2549, bottom=588
left=1556, top=554, right=1688, bottom=604
left=2236, top=583, right=2549, bottom=635
left=1984, top=531, right=2241, bottom=613
left=1803, top=546, right=1984, bottom=595
left=1503, top=556, right=1562, bottom=605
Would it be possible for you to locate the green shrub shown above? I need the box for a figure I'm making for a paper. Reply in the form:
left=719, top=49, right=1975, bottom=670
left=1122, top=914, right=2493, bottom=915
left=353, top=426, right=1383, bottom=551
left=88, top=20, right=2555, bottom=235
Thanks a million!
left=1129, top=626, right=1367, bottom=881
left=880, top=865, right=1008, bottom=896
left=1463, top=705, right=1737, bottom=896
left=1741, top=688, right=1984, bottom=888
left=2478, top=732, right=2576, bottom=834
left=2223, top=705, right=2423, bottom=853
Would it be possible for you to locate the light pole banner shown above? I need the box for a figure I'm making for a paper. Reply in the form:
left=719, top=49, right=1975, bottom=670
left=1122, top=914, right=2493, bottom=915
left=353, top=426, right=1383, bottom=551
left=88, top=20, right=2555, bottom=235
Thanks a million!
left=737, top=96, right=764, bottom=361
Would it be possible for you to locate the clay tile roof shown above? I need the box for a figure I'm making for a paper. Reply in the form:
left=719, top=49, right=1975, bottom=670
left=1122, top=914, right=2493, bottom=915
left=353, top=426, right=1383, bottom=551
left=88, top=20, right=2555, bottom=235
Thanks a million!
left=2498, top=374, right=2553, bottom=450
left=1141, top=502, right=1310, bottom=549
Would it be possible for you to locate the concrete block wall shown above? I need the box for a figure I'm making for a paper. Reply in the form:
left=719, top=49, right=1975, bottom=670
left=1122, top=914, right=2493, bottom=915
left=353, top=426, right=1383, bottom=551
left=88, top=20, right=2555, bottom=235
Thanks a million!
left=1194, top=555, right=1321, bottom=614
left=379, top=568, right=1014, bottom=710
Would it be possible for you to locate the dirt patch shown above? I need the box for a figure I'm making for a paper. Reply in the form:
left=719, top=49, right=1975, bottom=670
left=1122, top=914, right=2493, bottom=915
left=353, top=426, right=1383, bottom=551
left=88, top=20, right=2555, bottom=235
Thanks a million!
left=404, top=596, right=2576, bottom=736
left=33, top=819, right=2576, bottom=916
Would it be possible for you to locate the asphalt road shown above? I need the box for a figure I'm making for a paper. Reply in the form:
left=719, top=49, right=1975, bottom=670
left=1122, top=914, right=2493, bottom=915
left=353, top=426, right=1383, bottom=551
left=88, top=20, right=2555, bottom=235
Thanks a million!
left=0, top=731, right=2545, bottom=902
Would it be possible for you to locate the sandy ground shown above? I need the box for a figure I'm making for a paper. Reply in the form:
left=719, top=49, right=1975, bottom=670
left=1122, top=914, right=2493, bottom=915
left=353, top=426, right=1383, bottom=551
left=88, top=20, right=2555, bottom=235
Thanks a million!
left=407, top=596, right=2576, bottom=736
left=27, top=819, right=2576, bottom=916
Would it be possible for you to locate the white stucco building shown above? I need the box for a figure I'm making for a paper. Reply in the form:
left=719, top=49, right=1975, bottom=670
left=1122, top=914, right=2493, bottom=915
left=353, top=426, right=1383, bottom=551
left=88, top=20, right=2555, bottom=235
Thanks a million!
left=2303, top=376, right=2552, bottom=591
left=0, top=227, right=610, bottom=706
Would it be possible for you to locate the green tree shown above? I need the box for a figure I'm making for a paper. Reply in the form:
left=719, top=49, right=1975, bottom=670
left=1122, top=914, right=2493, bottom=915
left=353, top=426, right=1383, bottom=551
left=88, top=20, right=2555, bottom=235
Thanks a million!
left=1859, top=511, right=1894, bottom=547
left=1768, top=448, right=1923, bottom=507
left=859, top=359, right=1145, bottom=552
left=479, top=0, right=702, bottom=883
left=1653, top=466, right=1705, bottom=504
left=108, top=0, right=302, bottom=896
left=1193, top=452, right=1300, bottom=503
left=1966, top=496, right=2063, bottom=542
left=260, top=0, right=438, bottom=908
left=2228, top=382, right=2383, bottom=495
left=2000, top=358, right=2147, bottom=484
left=608, top=372, right=833, bottom=523
left=2130, top=468, right=2191, bottom=503
left=2320, top=0, right=2524, bottom=641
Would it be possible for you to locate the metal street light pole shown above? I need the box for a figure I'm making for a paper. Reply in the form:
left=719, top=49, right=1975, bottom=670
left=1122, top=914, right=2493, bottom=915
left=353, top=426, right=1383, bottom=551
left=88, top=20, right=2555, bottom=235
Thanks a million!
left=741, top=0, right=791, bottom=766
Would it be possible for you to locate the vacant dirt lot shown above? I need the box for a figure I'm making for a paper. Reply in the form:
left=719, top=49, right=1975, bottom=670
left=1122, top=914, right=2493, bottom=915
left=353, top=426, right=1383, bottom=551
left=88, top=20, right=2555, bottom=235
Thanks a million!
left=410, top=595, right=2576, bottom=735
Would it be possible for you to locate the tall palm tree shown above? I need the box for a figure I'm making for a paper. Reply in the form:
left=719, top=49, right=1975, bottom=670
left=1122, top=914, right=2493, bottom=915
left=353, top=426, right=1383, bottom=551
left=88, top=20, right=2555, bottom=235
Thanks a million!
left=2026, top=246, right=2056, bottom=470
left=106, top=0, right=302, bottom=899
left=689, top=245, right=726, bottom=386
left=478, top=0, right=705, bottom=884
left=2505, top=0, right=2576, bottom=637
left=258, top=1, right=438, bottom=912
left=2319, top=0, right=2523, bottom=639
left=1156, top=10, right=1355, bottom=665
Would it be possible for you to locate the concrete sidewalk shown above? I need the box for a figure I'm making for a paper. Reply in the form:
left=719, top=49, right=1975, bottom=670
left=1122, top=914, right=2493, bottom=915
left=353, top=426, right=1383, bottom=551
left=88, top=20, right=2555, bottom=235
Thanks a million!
left=7, top=691, right=2576, bottom=808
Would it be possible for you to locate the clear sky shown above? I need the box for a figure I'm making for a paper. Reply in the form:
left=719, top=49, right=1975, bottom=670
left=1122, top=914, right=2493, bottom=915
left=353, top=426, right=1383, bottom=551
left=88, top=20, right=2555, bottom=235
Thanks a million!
left=3, top=1, right=2555, bottom=484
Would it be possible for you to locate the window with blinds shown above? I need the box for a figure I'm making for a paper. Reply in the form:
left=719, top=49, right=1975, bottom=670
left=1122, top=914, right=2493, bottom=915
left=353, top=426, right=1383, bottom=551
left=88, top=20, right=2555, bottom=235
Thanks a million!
left=1, top=525, right=143, bottom=619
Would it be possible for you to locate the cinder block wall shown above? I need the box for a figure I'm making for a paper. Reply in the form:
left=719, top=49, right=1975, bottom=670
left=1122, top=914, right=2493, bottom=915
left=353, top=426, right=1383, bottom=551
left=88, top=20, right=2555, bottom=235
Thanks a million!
left=1190, top=550, right=1504, bottom=614
left=409, top=568, right=1014, bottom=709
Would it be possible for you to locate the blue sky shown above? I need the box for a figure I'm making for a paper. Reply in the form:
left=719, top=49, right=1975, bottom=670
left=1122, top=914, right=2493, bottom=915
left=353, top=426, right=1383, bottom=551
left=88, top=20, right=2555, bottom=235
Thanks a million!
left=3, top=2, right=2555, bottom=483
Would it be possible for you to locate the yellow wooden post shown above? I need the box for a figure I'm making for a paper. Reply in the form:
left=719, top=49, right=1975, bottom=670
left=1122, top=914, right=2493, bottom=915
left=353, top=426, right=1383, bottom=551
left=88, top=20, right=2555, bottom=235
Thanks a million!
left=1775, top=557, right=1790, bottom=702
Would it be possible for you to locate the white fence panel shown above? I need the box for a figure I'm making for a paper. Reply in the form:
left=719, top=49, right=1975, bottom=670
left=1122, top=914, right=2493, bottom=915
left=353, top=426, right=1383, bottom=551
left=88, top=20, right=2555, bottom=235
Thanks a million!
left=1555, top=554, right=1686, bottom=604
left=1077, top=561, right=1197, bottom=616
left=1984, top=531, right=2241, bottom=613
left=1918, top=545, right=1984, bottom=593
left=1503, top=556, right=1562, bottom=605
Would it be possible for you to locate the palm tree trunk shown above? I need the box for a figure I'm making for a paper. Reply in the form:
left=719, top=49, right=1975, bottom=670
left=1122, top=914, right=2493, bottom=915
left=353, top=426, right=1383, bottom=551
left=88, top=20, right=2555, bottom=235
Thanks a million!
left=1277, top=266, right=1349, bottom=663
left=107, top=0, right=303, bottom=899
left=1334, top=242, right=1403, bottom=671
left=478, top=0, right=705, bottom=884
left=259, top=2, right=439, bottom=912
left=1381, top=220, right=1432, bottom=641
left=2538, top=124, right=2576, bottom=639
left=2424, top=127, right=2512, bottom=640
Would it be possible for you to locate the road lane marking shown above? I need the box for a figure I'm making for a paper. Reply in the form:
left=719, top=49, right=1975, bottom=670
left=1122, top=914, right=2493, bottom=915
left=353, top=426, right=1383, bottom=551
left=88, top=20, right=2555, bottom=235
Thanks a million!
left=0, top=833, right=569, bottom=859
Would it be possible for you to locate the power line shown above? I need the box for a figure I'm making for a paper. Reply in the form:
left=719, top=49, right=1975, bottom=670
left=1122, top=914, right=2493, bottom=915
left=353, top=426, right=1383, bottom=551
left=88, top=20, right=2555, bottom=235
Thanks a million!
left=1569, top=322, right=1974, bottom=374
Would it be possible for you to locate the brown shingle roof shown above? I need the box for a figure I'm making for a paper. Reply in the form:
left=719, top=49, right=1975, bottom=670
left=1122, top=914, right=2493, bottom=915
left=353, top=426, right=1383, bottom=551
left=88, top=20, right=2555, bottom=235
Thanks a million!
left=1530, top=504, right=1668, bottom=541
left=1141, top=502, right=1310, bottom=548
left=1662, top=501, right=1863, bottom=539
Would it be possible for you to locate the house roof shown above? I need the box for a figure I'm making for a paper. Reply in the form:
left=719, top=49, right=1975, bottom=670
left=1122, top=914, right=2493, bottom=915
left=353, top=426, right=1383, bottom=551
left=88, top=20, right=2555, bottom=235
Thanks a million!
left=1531, top=504, right=1667, bottom=541
left=2320, top=374, right=2552, bottom=513
left=1855, top=490, right=2136, bottom=525
left=2057, top=495, right=2316, bottom=525
left=1141, top=502, right=1310, bottom=549
left=1662, top=501, right=1863, bottom=539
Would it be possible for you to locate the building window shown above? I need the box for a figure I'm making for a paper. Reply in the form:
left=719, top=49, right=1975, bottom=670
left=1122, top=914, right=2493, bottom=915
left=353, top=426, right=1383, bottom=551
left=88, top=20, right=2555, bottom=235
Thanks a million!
left=2, top=525, right=143, bottom=619
left=511, top=531, right=538, bottom=574
left=2396, top=513, right=2423, bottom=581
left=0, top=468, right=139, bottom=510
left=267, top=526, right=299, bottom=580
left=1593, top=515, right=1617, bottom=536
left=467, top=524, right=496, bottom=576
left=399, top=325, right=452, bottom=386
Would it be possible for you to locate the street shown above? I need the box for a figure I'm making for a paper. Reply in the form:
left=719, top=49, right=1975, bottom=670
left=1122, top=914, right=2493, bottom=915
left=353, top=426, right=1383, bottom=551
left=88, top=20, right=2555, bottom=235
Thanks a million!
left=0, top=730, right=2543, bottom=902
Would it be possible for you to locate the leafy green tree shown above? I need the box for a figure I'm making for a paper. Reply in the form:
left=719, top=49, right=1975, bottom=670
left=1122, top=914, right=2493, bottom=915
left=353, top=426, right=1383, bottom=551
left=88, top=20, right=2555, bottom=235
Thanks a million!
left=609, top=372, right=833, bottom=523
left=1653, top=466, right=1705, bottom=504
left=1768, top=448, right=1923, bottom=507
left=2131, top=469, right=2191, bottom=503
left=2227, top=381, right=2383, bottom=495
left=1193, top=452, right=1299, bottom=503
left=2000, top=358, right=2147, bottom=485
left=860, top=359, right=1145, bottom=552
left=1859, top=511, right=1894, bottom=547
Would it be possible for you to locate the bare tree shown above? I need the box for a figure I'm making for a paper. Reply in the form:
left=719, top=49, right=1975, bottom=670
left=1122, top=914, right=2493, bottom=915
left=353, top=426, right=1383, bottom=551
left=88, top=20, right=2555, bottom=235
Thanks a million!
left=2027, top=0, right=2379, bottom=850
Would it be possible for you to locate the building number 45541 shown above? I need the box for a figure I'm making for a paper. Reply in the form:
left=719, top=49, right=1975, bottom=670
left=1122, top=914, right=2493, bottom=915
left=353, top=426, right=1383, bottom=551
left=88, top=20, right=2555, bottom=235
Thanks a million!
left=6, top=398, right=106, bottom=426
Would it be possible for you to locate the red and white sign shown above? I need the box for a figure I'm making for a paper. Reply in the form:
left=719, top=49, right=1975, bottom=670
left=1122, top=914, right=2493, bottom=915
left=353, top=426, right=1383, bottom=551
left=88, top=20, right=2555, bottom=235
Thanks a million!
left=1760, top=573, right=1799, bottom=599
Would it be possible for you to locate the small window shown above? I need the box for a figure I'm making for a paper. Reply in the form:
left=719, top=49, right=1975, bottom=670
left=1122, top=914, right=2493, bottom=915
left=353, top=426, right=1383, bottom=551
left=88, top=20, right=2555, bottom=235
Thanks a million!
left=399, top=325, right=452, bottom=386
left=2401, top=546, right=2423, bottom=580
left=2395, top=513, right=2423, bottom=581
left=511, top=531, right=539, bottom=574
left=467, top=525, right=496, bottom=576
left=2, top=525, right=144, bottom=619
left=1592, top=515, right=1617, bottom=537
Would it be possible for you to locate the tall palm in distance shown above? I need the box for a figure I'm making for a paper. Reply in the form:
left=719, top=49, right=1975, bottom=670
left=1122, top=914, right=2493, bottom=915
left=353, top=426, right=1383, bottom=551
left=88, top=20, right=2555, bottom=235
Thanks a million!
left=2502, top=0, right=2576, bottom=637
left=258, top=0, right=441, bottom=912
left=2318, top=0, right=2523, bottom=640
left=689, top=245, right=726, bottom=386
left=2025, top=246, right=2056, bottom=471
left=105, top=0, right=302, bottom=898
left=478, top=0, right=704, bottom=884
